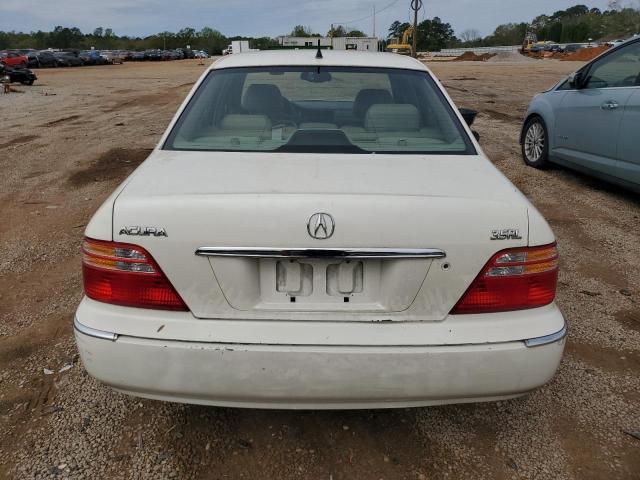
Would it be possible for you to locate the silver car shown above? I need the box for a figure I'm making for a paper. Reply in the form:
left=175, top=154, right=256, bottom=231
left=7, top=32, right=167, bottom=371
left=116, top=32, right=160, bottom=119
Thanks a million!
left=521, top=37, right=639, bottom=192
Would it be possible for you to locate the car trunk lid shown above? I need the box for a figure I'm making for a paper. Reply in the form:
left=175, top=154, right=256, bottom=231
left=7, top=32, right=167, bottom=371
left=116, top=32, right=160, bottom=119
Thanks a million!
left=112, top=150, right=529, bottom=321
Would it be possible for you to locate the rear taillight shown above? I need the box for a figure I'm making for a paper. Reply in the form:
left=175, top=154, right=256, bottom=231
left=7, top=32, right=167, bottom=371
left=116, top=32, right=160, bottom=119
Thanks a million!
left=82, top=238, right=188, bottom=311
left=451, top=243, right=558, bottom=314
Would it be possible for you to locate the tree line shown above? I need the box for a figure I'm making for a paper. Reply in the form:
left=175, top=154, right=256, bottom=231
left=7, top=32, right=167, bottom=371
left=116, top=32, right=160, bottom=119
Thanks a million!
left=0, top=26, right=278, bottom=53
left=387, top=18, right=456, bottom=51
left=0, top=24, right=369, bottom=53
left=1, top=4, right=638, bottom=54
left=386, top=3, right=639, bottom=51
left=289, top=25, right=367, bottom=38
left=458, top=3, right=640, bottom=48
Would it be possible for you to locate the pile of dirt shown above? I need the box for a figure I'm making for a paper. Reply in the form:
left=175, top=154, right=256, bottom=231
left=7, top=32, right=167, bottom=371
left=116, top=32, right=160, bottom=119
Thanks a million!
left=487, top=51, right=537, bottom=63
left=453, top=51, right=496, bottom=61
left=561, top=45, right=609, bottom=61
left=550, top=51, right=567, bottom=59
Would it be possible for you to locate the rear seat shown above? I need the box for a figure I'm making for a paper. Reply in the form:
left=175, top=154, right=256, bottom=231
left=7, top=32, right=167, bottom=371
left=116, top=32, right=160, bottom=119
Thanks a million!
left=219, top=114, right=272, bottom=139
left=342, top=103, right=449, bottom=147
left=342, top=104, right=420, bottom=141
left=336, top=88, right=393, bottom=127
left=364, top=104, right=420, bottom=134
left=199, top=113, right=298, bottom=146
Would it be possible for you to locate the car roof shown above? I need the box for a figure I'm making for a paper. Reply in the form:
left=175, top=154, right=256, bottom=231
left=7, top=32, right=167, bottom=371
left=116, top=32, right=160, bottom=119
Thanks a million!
left=210, top=50, right=429, bottom=72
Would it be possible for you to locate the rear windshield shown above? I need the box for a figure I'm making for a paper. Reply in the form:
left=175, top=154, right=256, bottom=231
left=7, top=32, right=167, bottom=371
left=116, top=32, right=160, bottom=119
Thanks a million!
left=164, top=66, right=474, bottom=155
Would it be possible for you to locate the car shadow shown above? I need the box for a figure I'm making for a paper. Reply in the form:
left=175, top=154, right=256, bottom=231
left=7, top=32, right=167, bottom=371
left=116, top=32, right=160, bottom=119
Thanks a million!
left=549, top=163, right=640, bottom=206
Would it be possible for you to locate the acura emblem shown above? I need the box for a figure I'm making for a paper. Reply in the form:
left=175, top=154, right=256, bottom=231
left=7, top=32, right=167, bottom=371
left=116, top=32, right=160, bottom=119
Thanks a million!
left=119, top=226, right=167, bottom=237
left=307, top=213, right=335, bottom=240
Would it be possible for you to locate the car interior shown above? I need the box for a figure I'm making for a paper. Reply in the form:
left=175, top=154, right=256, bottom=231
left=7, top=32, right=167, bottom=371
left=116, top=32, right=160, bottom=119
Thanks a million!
left=583, top=42, right=640, bottom=88
left=167, top=67, right=470, bottom=153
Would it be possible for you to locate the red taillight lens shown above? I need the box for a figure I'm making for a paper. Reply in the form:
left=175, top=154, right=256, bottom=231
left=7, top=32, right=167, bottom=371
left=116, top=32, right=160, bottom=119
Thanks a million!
left=451, top=243, right=558, bottom=314
left=82, top=238, right=188, bottom=311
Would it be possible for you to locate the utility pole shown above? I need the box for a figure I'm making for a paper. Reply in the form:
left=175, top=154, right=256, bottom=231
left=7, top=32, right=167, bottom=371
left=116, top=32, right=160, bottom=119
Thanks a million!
left=372, top=4, right=376, bottom=38
left=410, top=0, right=422, bottom=58
left=330, top=23, right=334, bottom=49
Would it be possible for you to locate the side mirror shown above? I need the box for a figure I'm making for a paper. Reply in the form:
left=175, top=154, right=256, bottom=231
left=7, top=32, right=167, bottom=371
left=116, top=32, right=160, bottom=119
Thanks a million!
left=568, top=71, right=584, bottom=89
left=459, top=108, right=478, bottom=127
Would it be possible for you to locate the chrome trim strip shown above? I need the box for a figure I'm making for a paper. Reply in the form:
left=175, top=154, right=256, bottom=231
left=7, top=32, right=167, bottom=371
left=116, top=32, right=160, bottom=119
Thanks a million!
left=524, top=324, right=567, bottom=348
left=195, top=247, right=446, bottom=260
left=74, top=317, right=118, bottom=342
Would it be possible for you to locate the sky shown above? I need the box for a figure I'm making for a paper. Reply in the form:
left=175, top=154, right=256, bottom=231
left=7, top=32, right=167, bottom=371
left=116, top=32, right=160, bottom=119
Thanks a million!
left=0, top=0, right=619, bottom=39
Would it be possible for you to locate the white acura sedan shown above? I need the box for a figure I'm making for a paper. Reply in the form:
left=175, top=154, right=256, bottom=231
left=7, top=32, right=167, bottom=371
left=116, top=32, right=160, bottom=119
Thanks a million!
left=74, top=50, right=566, bottom=409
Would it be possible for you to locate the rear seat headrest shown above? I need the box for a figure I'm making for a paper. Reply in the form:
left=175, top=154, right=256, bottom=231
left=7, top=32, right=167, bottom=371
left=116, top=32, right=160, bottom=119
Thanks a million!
left=242, top=84, right=284, bottom=115
left=364, top=104, right=420, bottom=132
left=353, top=89, right=393, bottom=119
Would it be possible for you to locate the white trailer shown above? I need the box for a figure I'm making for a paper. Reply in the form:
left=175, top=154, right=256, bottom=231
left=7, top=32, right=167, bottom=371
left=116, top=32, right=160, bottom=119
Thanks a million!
left=232, top=40, right=250, bottom=54
left=277, top=36, right=379, bottom=51
left=330, top=37, right=379, bottom=51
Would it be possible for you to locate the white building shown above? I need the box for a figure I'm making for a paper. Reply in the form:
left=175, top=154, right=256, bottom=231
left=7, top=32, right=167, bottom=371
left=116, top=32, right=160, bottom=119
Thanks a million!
left=277, top=36, right=379, bottom=51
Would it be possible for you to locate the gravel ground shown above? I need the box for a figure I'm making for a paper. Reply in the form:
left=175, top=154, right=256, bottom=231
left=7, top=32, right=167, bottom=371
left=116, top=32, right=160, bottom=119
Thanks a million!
left=0, top=58, right=638, bottom=480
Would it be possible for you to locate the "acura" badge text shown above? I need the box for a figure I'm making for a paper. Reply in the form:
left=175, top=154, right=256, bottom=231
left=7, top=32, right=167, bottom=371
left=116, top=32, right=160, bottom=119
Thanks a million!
left=119, top=226, right=168, bottom=237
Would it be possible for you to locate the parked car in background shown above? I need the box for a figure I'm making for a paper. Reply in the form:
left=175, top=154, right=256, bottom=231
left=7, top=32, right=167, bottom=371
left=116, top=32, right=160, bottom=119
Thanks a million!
left=25, top=51, right=40, bottom=68
left=606, top=39, right=625, bottom=47
left=160, top=50, right=175, bottom=60
left=0, top=51, right=28, bottom=67
left=99, top=51, right=113, bottom=63
left=119, top=50, right=134, bottom=61
left=34, top=50, right=58, bottom=68
left=54, top=51, right=84, bottom=67
left=144, top=49, right=162, bottom=61
left=100, top=51, right=124, bottom=64
left=564, top=44, right=583, bottom=53
left=521, top=37, right=640, bottom=192
left=74, top=50, right=566, bottom=409
left=0, top=63, right=37, bottom=85
left=79, top=50, right=111, bottom=65
left=131, top=51, right=146, bottom=61
left=177, top=48, right=195, bottom=59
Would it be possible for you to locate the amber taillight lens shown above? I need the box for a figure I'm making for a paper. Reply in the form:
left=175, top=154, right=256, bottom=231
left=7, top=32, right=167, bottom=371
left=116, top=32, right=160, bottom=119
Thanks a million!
left=82, top=238, right=188, bottom=311
left=451, top=243, right=558, bottom=314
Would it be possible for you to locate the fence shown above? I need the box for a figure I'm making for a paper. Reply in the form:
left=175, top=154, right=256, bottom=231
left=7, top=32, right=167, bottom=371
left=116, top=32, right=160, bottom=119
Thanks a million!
left=429, top=45, right=521, bottom=57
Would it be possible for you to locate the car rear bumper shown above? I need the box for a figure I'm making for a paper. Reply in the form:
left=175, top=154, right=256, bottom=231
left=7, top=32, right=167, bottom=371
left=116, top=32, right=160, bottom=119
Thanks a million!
left=74, top=317, right=566, bottom=409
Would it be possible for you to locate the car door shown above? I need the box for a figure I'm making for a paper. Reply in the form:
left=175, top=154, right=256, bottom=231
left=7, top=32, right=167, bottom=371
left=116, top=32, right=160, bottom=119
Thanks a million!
left=614, top=44, right=640, bottom=187
left=553, top=42, right=639, bottom=177
left=9, top=52, right=23, bottom=66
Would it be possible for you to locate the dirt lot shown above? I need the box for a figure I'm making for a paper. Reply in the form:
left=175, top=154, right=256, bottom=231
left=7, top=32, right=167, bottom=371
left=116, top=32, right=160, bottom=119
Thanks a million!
left=0, top=58, right=638, bottom=480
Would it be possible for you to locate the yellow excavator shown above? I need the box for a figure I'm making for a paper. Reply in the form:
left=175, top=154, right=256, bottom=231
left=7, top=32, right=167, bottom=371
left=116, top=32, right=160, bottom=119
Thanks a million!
left=522, top=32, right=538, bottom=53
left=386, top=25, right=415, bottom=55
left=522, top=32, right=555, bottom=55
